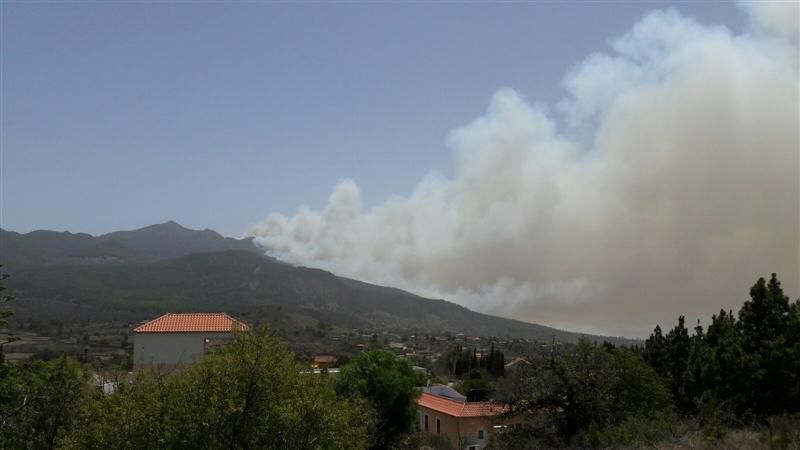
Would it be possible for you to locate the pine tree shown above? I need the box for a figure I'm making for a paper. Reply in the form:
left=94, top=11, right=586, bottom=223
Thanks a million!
left=738, top=274, right=798, bottom=415
left=681, top=320, right=708, bottom=413
left=665, top=316, right=692, bottom=411
left=494, top=348, right=505, bottom=377
left=643, top=325, right=668, bottom=376
left=704, top=309, right=745, bottom=413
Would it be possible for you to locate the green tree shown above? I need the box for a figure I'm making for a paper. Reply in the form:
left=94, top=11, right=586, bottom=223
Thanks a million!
left=336, top=350, right=418, bottom=449
left=0, top=265, right=89, bottom=449
left=609, top=347, right=672, bottom=421
left=496, top=340, right=671, bottom=447
left=642, top=325, right=668, bottom=375
left=455, top=369, right=493, bottom=401
left=641, top=273, right=800, bottom=423
left=696, top=309, right=746, bottom=415
left=681, top=320, right=710, bottom=413
left=72, top=329, right=369, bottom=449
left=0, top=265, right=18, bottom=348
left=738, top=274, right=799, bottom=416
left=664, top=316, right=692, bottom=412
left=481, top=343, right=505, bottom=378
left=788, top=297, right=800, bottom=409
left=0, top=356, right=92, bottom=449
left=496, top=340, right=613, bottom=444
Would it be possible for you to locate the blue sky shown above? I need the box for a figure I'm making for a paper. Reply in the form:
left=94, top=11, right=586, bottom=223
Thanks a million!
left=2, top=2, right=742, bottom=237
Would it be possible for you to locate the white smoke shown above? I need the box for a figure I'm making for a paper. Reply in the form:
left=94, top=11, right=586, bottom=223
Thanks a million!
left=739, top=0, right=799, bottom=38
left=250, top=5, right=799, bottom=337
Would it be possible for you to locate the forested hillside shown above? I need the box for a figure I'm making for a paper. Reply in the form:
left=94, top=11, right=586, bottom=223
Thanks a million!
left=0, top=222, right=636, bottom=343
left=6, top=249, right=625, bottom=343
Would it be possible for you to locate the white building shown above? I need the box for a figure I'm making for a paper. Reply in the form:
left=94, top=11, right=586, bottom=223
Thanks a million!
left=133, top=312, right=249, bottom=370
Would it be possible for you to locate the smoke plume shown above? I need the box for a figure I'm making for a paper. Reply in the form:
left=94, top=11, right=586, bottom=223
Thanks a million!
left=250, top=4, right=799, bottom=337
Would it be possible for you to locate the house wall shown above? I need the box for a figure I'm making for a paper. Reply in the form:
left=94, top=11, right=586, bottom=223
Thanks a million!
left=417, top=405, right=520, bottom=450
left=418, top=406, right=461, bottom=449
left=313, top=358, right=337, bottom=369
left=133, top=332, right=233, bottom=370
left=457, top=416, right=495, bottom=449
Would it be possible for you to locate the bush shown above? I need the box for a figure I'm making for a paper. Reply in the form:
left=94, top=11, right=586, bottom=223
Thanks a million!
left=336, top=350, right=418, bottom=449
left=69, top=329, right=370, bottom=449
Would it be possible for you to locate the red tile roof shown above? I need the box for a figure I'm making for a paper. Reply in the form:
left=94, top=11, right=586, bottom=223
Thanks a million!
left=461, top=401, right=508, bottom=417
left=418, top=392, right=507, bottom=417
left=133, top=313, right=249, bottom=333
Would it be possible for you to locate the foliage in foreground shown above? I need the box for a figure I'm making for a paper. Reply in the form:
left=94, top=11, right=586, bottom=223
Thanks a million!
left=493, top=341, right=672, bottom=448
left=0, top=356, right=91, bottom=449
left=491, top=273, right=800, bottom=449
left=643, top=273, right=800, bottom=421
left=335, top=349, right=419, bottom=450
left=1, top=271, right=798, bottom=449
left=1, top=330, right=370, bottom=449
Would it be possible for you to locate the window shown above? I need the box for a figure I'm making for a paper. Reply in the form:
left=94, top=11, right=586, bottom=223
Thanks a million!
left=436, top=418, right=441, bottom=434
left=478, top=428, right=485, bottom=440
left=424, top=414, right=428, bottom=431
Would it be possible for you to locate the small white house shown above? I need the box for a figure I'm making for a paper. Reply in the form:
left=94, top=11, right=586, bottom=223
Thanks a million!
left=133, top=312, right=249, bottom=370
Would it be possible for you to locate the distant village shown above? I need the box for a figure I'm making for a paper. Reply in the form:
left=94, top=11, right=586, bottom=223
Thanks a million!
left=4, top=311, right=542, bottom=449
left=3, top=310, right=552, bottom=371
left=131, top=312, right=537, bottom=449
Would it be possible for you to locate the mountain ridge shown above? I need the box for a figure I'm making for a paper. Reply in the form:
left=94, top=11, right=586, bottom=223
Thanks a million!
left=0, top=223, right=636, bottom=344
left=0, top=221, right=259, bottom=268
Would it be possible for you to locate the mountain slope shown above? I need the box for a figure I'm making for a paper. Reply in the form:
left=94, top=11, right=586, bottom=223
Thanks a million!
left=5, top=249, right=632, bottom=344
left=0, top=229, right=96, bottom=267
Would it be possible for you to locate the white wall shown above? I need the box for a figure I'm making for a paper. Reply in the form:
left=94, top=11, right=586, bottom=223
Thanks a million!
left=133, top=332, right=233, bottom=369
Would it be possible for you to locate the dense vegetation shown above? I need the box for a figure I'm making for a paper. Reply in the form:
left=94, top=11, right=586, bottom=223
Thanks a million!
left=488, top=273, right=800, bottom=449
left=441, top=343, right=505, bottom=378
left=335, top=350, right=419, bottom=449
left=1, top=270, right=798, bottom=449
left=492, top=342, right=672, bottom=448
left=642, top=274, right=800, bottom=421
left=1, top=332, right=416, bottom=449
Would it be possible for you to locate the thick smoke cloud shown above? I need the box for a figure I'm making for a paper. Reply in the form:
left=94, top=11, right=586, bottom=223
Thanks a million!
left=250, top=5, right=799, bottom=337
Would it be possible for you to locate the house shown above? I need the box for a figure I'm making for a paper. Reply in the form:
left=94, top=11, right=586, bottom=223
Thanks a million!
left=504, top=357, right=531, bottom=371
left=133, top=313, right=249, bottom=370
left=312, top=354, right=338, bottom=369
left=417, top=389, right=520, bottom=450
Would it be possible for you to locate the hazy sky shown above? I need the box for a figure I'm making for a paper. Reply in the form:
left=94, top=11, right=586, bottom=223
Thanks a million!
left=3, top=2, right=797, bottom=337
left=2, top=2, right=742, bottom=237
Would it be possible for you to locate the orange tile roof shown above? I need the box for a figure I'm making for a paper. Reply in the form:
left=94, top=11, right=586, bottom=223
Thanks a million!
left=133, top=313, right=249, bottom=333
left=417, top=392, right=507, bottom=418
left=461, top=402, right=508, bottom=417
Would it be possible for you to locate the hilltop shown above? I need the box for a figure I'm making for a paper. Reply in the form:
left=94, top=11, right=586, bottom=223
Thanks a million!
left=0, top=221, right=259, bottom=268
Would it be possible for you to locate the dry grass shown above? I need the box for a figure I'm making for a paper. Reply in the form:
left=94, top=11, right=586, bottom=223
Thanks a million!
left=652, top=416, right=800, bottom=450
